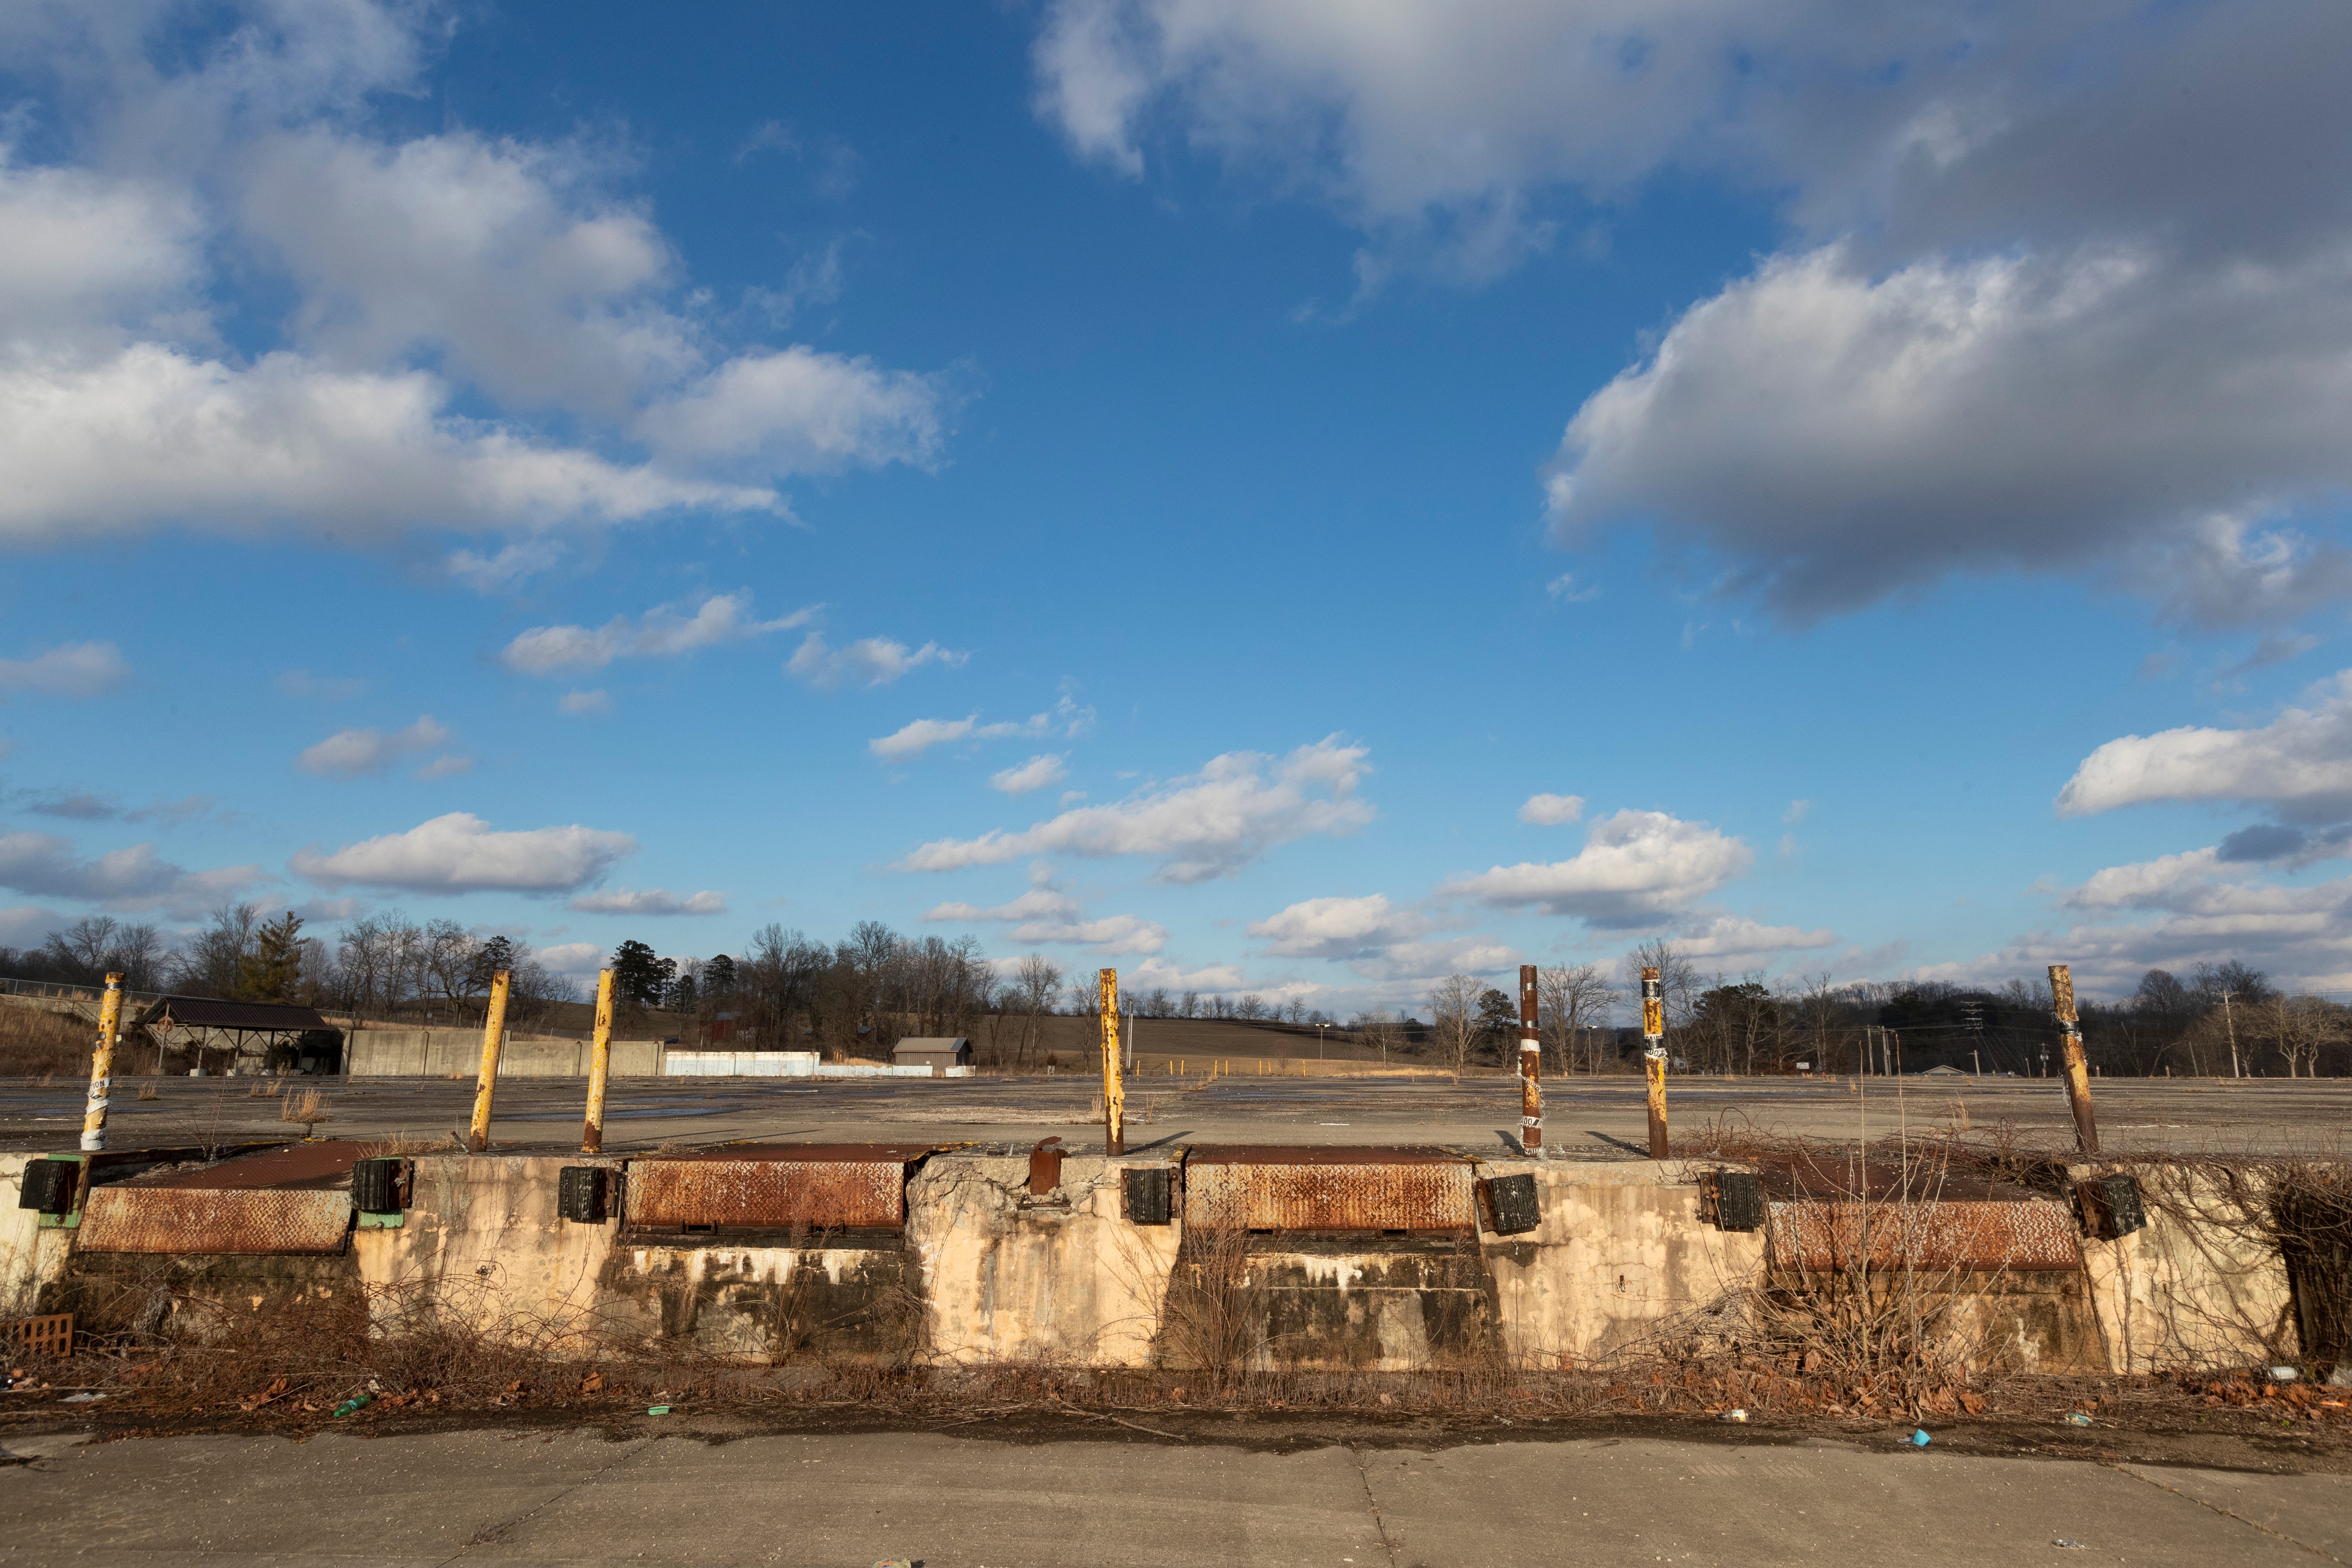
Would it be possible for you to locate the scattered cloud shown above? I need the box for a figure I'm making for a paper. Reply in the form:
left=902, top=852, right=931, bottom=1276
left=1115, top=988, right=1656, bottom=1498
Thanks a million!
left=1783, top=799, right=1812, bottom=826
left=291, top=812, right=637, bottom=893
left=0, top=830, right=261, bottom=914
left=1544, top=574, right=1599, bottom=604
left=2215, top=634, right=2323, bottom=685
left=0, top=642, right=130, bottom=700
left=1517, top=793, right=1584, bottom=826
left=567, top=887, right=729, bottom=916
left=923, top=873, right=1165, bottom=953
left=1444, top=808, right=1752, bottom=926
left=502, top=591, right=816, bottom=675
left=0, top=905, right=59, bottom=945
left=868, top=696, right=1095, bottom=761
left=788, top=632, right=966, bottom=691
left=413, top=753, right=474, bottom=781
left=991, top=754, right=1068, bottom=795
left=2056, top=671, right=2352, bottom=824
left=446, top=539, right=567, bottom=594
left=535, top=940, right=607, bottom=980
left=558, top=689, right=612, bottom=717
left=296, top=716, right=463, bottom=780
left=900, top=735, right=1372, bottom=883
left=13, top=788, right=113, bottom=820
left=1247, top=893, right=1424, bottom=961
left=275, top=669, right=365, bottom=700
left=1672, top=910, right=1839, bottom=967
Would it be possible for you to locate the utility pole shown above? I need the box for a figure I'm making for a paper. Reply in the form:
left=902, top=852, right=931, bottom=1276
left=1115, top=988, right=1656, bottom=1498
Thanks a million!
left=466, top=970, right=511, bottom=1153
left=1642, top=965, right=1668, bottom=1159
left=2048, top=963, right=2100, bottom=1154
left=80, top=973, right=124, bottom=1153
left=1518, top=964, right=1542, bottom=1156
left=1099, top=968, right=1124, bottom=1156
left=580, top=968, right=615, bottom=1154
left=2220, top=989, right=2241, bottom=1078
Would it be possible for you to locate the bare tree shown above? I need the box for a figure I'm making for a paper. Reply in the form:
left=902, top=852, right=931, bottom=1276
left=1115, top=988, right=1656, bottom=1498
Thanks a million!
left=1011, top=953, right=1063, bottom=1066
left=1354, top=1006, right=1403, bottom=1066
left=1427, top=973, right=1482, bottom=1070
left=1537, top=962, right=1614, bottom=1074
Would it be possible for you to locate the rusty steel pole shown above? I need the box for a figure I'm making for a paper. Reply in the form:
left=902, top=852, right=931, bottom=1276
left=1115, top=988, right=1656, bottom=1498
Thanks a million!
left=1642, top=965, right=1669, bottom=1159
left=1518, top=963, right=1543, bottom=1155
left=1099, top=967, right=1124, bottom=1156
left=2048, top=963, right=2100, bottom=1154
left=579, top=968, right=616, bottom=1154
left=79, top=972, right=125, bottom=1153
left=467, top=970, right=512, bottom=1154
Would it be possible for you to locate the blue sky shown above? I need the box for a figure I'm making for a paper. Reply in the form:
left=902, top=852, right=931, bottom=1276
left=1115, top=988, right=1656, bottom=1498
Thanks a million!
left=4, top=0, right=2351, bottom=1007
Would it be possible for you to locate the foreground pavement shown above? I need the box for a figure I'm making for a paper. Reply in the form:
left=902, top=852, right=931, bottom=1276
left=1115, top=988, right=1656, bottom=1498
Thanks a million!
left=4, top=1424, right=2347, bottom=1566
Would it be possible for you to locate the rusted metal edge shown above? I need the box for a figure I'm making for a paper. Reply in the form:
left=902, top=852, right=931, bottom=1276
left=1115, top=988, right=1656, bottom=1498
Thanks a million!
left=1765, top=1199, right=2082, bottom=1273
left=75, top=1186, right=354, bottom=1255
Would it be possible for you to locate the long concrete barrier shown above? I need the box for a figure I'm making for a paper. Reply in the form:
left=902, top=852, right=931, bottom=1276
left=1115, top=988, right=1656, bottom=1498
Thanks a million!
left=3, top=1144, right=2330, bottom=1377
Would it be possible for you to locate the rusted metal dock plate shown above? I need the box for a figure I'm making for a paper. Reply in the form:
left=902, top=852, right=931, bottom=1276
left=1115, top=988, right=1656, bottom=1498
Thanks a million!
left=1766, top=1199, right=2082, bottom=1273
left=75, top=1141, right=370, bottom=1255
left=1182, top=1146, right=1475, bottom=1233
left=625, top=1144, right=937, bottom=1231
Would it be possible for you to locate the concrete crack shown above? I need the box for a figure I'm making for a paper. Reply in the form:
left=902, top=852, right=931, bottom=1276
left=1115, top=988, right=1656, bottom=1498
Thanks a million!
left=2105, top=1464, right=2337, bottom=1562
left=432, top=1436, right=654, bottom=1566
left=1346, top=1442, right=1404, bottom=1568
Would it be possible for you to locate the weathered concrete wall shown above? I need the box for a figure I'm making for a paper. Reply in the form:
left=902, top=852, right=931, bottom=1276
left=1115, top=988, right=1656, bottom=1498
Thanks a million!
left=2075, top=1163, right=2300, bottom=1373
left=1476, top=1158, right=1767, bottom=1367
left=907, top=1154, right=1182, bottom=1366
left=0, top=1155, right=75, bottom=1320
left=346, top=1031, right=665, bottom=1079
left=1242, top=1237, right=1498, bottom=1371
left=355, top=1155, right=622, bottom=1344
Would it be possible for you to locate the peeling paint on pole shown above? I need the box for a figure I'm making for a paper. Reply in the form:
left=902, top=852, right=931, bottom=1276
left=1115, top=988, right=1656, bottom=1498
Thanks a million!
left=80, top=972, right=123, bottom=1153
left=467, top=970, right=511, bottom=1154
left=2049, top=963, right=2100, bottom=1155
left=581, top=968, right=615, bottom=1154
left=1642, top=965, right=1668, bottom=1160
left=1518, top=963, right=1542, bottom=1155
left=1099, top=968, right=1124, bottom=1156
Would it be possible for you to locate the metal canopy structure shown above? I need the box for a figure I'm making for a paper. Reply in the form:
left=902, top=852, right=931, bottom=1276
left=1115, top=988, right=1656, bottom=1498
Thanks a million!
left=132, top=995, right=340, bottom=1073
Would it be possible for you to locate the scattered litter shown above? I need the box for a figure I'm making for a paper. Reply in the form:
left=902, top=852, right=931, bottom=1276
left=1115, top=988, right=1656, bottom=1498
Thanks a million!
left=1909, top=1429, right=1931, bottom=1447
left=1721, top=1408, right=1749, bottom=1423
left=646, top=1405, right=672, bottom=1416
left=2064, top=1412, right=2092, bottom=1426
left=2052, top=1541, right=2086, bottom=1550
left=330, top=1394, right=369, bottom=1418
left=61, top=1393, right=105, bottom=1404
left=2269, top=1367, right=2300, bottom=1383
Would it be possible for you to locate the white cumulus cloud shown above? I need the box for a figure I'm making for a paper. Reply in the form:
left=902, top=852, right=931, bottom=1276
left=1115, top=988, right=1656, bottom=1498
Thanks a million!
left=1517, top=793, right=1584, bottom=826
left=0, top=641, right=131, bottom=699
left=0, top=831, right=261, bottom=915
left=296, top=715, right=459, bottom=779
left=900, top=735, right=1372, bottom=884
left=991, top=754, right=1068, bottom=795
left=567, top=887, right=729, bottom=916
left=923, top=880, right=1165, bottom=953
left=2057, top=671, right=2352, bottom=825
left=787, top=632, right=966, bottom=691
left=1444, top=808, right=1752, bottom=926
left=501, top=591, right=816, bottom=675
left=558, top=689, right=611, bottom=716
left=291, top=812, right=637, bottom=893
left=867, top=695, right=1096, bottom=762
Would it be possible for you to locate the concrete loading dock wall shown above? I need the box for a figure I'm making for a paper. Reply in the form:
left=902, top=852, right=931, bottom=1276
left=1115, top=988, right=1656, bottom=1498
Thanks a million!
left=3, top=1145, right=2332, bottom=1378
left=346, top=1030, right=666, bottom=1078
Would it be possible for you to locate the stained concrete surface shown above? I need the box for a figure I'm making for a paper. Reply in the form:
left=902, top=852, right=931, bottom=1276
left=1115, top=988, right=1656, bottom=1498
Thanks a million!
left=2, top=1425, right=2346, bottom=1566
left=6, top=1074, right=2350, bottom=1158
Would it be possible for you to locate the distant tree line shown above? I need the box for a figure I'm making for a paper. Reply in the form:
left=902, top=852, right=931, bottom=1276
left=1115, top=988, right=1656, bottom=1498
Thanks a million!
left=8, top=912, right=2346, bottom=1075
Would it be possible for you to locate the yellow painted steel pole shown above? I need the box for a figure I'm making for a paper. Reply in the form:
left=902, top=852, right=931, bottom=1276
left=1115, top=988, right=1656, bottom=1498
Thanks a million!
left=1641, top=965, right=1669, bottom=1159
left=580, top=968, right=615, bottom=1154
left=1517, top=962, right=1542, bottom=1155
left=467, top=970, right=511, bottom=1153
left=1099, top=967, right=1124, bottom=1156
left=80, top=972, right=125, bottom=1153
left=2049, top=963, right=2100, bottom=1155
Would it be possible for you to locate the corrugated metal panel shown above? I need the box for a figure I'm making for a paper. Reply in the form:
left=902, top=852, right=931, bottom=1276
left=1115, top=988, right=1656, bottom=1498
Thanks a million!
left=627, top=1157, right=908, bottom=1230
left=76, top=1187, right=353, bottom=1254
left=1766, top=1199, right=2082, bottom=1273
left=1183, top=1147, right=1473, bottom=1232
